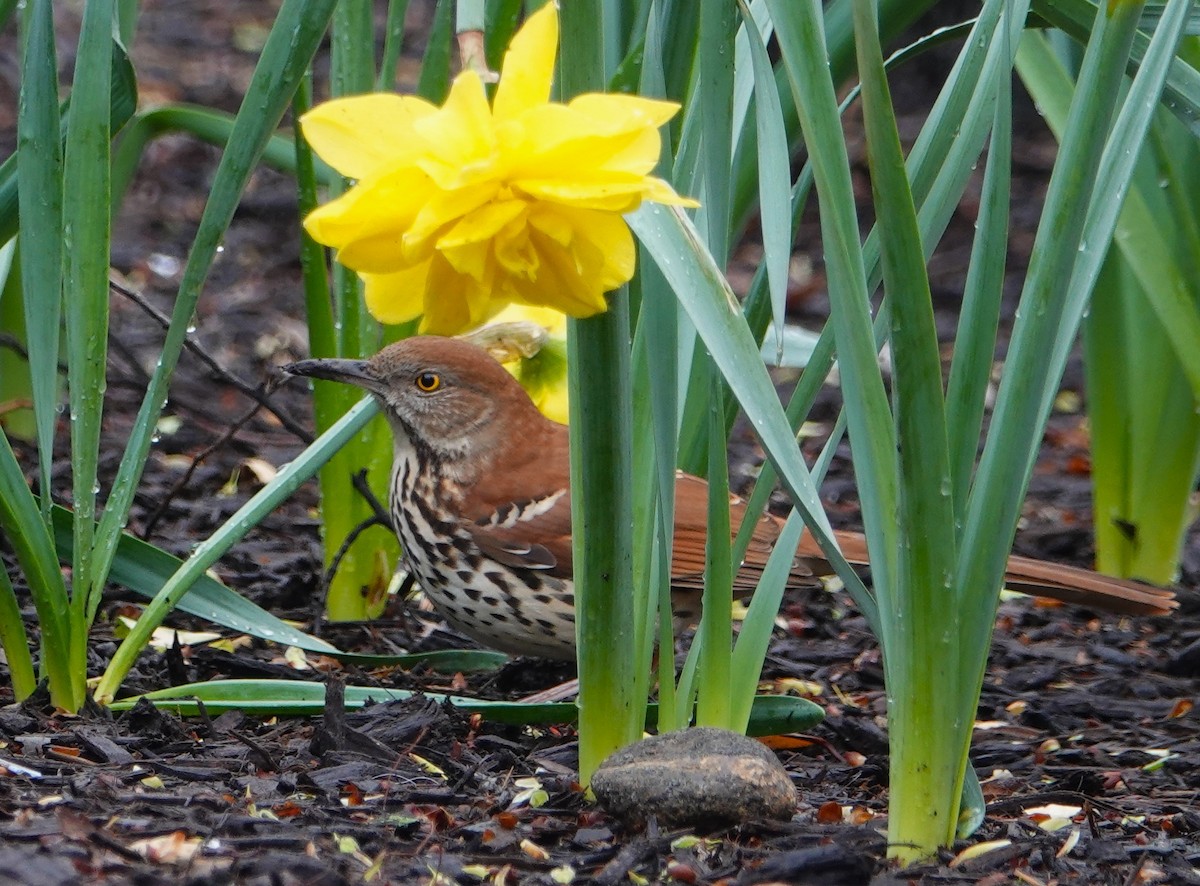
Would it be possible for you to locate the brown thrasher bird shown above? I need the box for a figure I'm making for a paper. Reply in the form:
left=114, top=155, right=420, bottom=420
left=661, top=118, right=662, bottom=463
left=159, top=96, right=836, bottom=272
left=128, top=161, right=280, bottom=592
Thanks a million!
left=285, top=336, right=1176, bottom=660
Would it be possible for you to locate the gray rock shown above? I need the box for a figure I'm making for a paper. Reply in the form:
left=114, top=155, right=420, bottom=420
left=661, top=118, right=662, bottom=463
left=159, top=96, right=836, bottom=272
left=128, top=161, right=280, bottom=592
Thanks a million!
left=590, top=726, right=796, bottom=829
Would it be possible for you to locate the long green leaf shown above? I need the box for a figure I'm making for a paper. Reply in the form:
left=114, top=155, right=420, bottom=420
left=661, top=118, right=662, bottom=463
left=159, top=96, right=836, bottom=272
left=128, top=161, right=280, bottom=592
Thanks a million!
left=767, top=0, right=898, bottom=611
left=0, top=432, right=74, bottom=707
left=737, top=0, right=792, bottom=359
left=854, top=0, right=960, bottom=854
left=15, top=0, right=62, bottom=507
left=629, top=204, right=872, bottom=620
left=48, top=504, right=506, bottom=672
left=61, top=0, right=115, bottom=683
left=0, top=564, right=35, bottom=701
left=946, top=62, right=1012, bottom=524
left=94, top=396, right=379, bottom=704
left=110, top=679, right=825, bottom=736
left=957, top=0, right=1154, bottom=727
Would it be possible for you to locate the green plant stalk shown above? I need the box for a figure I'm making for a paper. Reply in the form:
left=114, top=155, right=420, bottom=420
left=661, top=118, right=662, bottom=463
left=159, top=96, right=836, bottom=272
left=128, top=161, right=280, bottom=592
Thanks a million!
left=1016, top=24, right=1197, bottom=584
left=728, top=510, right=803, bottom=732
left=852, top=0, right=962, bottom=859
left=0, top=565, right=36, bottom=700
left=329, top=0, right=374, bottom=367
left=61, top=0, right=114, bottom=692
left=15, top=0, right=62, bottom=519
left=0, top=431, right=74, bottom=707
left=377, top=0, right=411, bottom=91
left=695, top=377, right=732, bottom=728
left=1088, top=252, right=1200, bottom=582
left=1040, top=5, right=1197, bottom=586
left=94, top=398, right=380, bottom=704
left=954, top=0, right=1150, bottom=830
left=315, top=0, right=400, bottom=622
left=560, top=0, right=642, bottom=787
left=674, top=0, right=739, bottom=476
left=568, top=296, right=640, bottom=784
left=292, top=72, right=385, bottom=621
left=945, top=68, right=1011, bottom=524
left=629, top=6, right=679, bottom=733
left=629, top=267, right=676, bottom=734
left=1090, top=130, right=1200, bottom=582
left=293, top=76, right=338, bottom=367
left=0, top=245, right=34, bottom=441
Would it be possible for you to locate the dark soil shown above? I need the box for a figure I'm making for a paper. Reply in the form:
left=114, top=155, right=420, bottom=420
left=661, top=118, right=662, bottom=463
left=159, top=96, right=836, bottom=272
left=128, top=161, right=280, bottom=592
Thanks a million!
left=2, top=3, right=1199, bottom=884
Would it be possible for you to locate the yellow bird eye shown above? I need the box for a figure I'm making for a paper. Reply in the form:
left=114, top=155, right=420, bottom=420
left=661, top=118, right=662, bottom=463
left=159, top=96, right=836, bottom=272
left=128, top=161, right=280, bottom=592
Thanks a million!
left=415, top=372, right=441, bottom=393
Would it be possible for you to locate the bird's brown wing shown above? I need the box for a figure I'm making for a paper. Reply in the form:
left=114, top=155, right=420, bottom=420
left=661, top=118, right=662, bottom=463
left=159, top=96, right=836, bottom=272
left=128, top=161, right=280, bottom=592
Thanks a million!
left=461, top=422, right=575, bottom=579
left=465, top=493, right=575, bottom=580
left=996, top=553, right=1177, bottom=615
left=793, top=528, right=1177, bottom=616
left=669, top=474, right=819, bottom=596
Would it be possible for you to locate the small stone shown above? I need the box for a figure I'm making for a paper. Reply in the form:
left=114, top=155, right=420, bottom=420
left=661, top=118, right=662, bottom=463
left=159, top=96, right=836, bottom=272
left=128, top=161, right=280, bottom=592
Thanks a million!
left=590, top=727, right=796, bottom=829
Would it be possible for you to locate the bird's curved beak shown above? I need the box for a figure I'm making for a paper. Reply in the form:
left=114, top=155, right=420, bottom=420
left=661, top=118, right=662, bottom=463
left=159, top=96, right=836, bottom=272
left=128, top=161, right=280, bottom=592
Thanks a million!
left=283, top=358, right=382, bottom=394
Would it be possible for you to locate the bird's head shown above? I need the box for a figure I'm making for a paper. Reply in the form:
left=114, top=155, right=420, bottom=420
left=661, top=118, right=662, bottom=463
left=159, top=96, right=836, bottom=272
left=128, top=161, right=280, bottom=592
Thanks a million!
left=284, top=336, right=549, bottom=463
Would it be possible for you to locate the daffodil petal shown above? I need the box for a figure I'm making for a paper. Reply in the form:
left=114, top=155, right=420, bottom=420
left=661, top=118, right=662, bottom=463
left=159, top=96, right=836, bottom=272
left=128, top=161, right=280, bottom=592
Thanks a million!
left=438, top=200, right=528, bottom=281
left=507, top=105, right=662, bottom=178
left=529, top=204, right=634, bottom=292
left=404, top=181, right=501, bottom=262
left=642, top=176, right=700, bottom=208
left=567, top=93, right=682, bottom=131
left=441, top=200, right=528, bottom=248
left=412, top=73, right=497, bottom=188
left=520, top=226, right=612, bottom=316
left=493, top=2, right=557, bottom=121
left=516, top=179, right=649, bottom=212
left=305, top=168, right=434, bottom=272
left=301, top=94, right=436, bottom=179
left=417, top=256, right=503, bottom=335
left=493, top=214, right=540, bottom=280
left=362, top=266, right=430, bottom=325
left=560, top=207, right=636, bottom=290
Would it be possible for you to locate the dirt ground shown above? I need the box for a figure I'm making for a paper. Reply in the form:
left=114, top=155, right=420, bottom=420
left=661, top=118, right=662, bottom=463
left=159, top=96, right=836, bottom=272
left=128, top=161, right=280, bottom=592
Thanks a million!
left=2, top=2, right=1199, bottom=884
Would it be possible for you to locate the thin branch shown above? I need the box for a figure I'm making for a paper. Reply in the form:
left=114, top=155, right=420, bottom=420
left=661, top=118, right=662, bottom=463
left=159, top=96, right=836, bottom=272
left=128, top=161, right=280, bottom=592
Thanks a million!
left=108, top=275, right=313, bottom=442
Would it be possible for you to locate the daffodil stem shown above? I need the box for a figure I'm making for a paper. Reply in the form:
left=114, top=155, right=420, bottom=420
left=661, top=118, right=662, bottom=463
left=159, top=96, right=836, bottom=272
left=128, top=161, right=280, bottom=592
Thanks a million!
left=568, top=302, right=640, bottom=786
left=558, top=0, right=641, bottom=786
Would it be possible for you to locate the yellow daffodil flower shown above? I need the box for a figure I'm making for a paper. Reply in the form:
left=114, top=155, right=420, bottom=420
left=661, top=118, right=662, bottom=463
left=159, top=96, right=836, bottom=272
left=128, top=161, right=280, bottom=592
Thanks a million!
left=301, top=3, right=697, bottom=335
left=457, top=305, right=570, bottom=423
left=492, top=305, right=569, bottom=424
